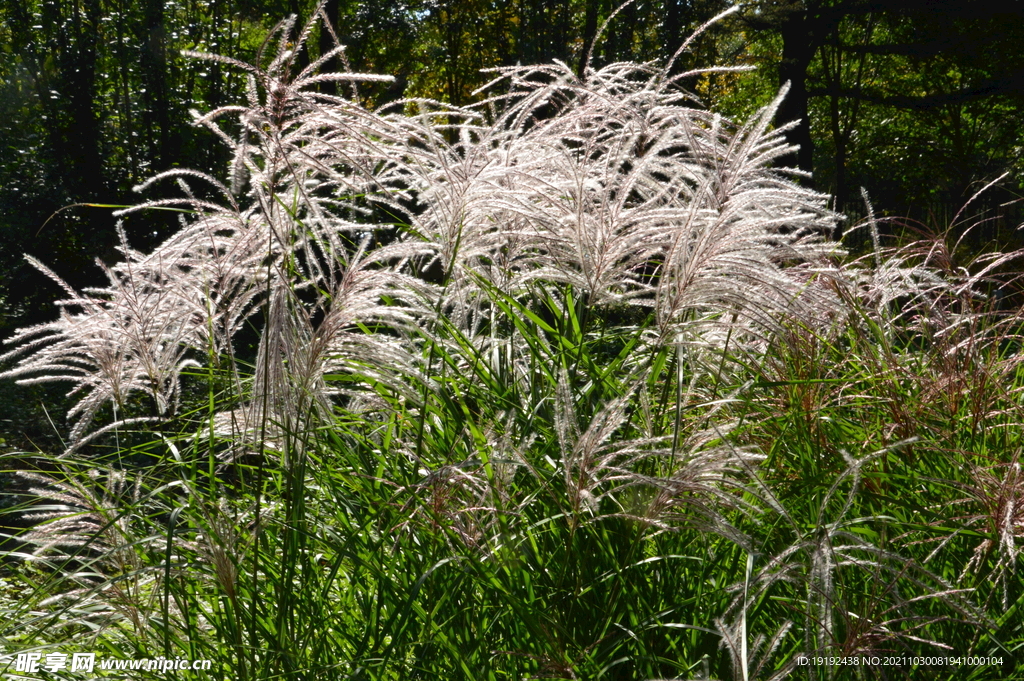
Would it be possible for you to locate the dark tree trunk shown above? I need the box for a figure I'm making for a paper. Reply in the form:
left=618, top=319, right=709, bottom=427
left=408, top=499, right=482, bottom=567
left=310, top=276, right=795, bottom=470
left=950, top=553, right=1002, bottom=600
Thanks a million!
left=55, top=0, right=106, bottom=197
left=317, top=0, right=341, bottom=94
left=579, top=0, right=600, bottom=75
left=662, top=0, right=687, bottom=66
left=141, top=0, right=174, bottom=169
left=776, top=7, right=816, bottom=176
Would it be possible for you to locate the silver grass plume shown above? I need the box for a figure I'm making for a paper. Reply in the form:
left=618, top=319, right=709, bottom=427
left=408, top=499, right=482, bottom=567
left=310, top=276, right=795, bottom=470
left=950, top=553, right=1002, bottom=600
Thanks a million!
left=14, top=468, right=146, bottom=571
left=551, top=372, right=763, bottom=544
left=2, top=7, right=844, bottom=452
left=2, top=10, right=434, bottom=449
left=396, top=53, right=843, bottom=365
left=0, top=226, right=204, bottom=444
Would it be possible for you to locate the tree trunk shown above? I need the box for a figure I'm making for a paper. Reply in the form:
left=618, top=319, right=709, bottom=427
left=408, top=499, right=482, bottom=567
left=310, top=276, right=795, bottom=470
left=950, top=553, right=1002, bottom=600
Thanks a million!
left=318, top=0, right=341, bottom=94
left=776, top=7, right=816, bottom=176
left=141, top=0, right=173, bottom=169
left=579, top=0, right=599, bottom=75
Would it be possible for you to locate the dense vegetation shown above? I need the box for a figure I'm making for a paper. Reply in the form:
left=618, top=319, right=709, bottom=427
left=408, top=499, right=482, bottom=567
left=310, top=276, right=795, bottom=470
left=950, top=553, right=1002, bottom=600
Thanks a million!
left=1, top=2, right=1024, bottom=679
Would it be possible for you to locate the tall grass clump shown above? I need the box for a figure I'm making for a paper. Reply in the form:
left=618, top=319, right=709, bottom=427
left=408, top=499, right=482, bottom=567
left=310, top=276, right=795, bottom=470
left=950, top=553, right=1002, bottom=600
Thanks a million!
left=2, top=6, right=1023, bottom=680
